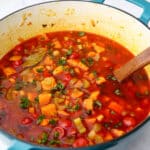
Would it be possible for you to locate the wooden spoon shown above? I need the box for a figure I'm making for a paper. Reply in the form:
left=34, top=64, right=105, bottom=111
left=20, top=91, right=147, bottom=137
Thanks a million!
left=113, top=47, right=150, bottom=82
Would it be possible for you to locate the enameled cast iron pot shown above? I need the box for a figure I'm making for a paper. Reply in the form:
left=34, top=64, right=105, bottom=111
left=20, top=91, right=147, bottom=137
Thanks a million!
left=0, top=1, right=150, bottom=150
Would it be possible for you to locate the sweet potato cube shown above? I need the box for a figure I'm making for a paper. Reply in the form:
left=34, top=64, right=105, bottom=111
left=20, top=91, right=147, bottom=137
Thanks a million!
left=39, top=93, right=51, bottom=106
left=41, top=104, right=57, bottom=117
left=41, top=77, right=56, bottom=91
left=40, top=119, right=49, bottom=126
left=3, top=67, right=16, bottom=77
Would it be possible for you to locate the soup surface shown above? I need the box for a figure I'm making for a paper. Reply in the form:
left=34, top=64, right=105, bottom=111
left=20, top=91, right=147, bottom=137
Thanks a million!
left=0, top=31, right=150, bottom=148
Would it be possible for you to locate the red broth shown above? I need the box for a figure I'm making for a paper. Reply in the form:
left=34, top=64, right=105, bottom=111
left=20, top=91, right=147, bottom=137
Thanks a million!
left=0, top=31, right=150, bottom=148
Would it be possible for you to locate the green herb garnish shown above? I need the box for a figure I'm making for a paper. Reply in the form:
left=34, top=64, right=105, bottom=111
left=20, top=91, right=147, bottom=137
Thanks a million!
left=78, top=31, right=85, bottom=37
left=36, top=115, right=45, bottom=124
left=36, top=68, right=43, bottom=73
left=35, top=97, right=39, bottom=103
left=74, top=103, right=80, bottom=111
left=87, top=57, right=94, bottom=66
left=94, top=100, right=102, bottom=108
left=106, top=74, right=117, bottom=81
left=49, top=119, right=57, bottom=125
left=38, top=132, right=48, bottom=144
left=20, top=97, right=31, bottom=109
left=15, top=81, right=25, bottom=90
left=53, top=131, right=60, bottom=139
left=66, top=49, right=72, bottom=56
left=58, top=57, right=66, bottom=66
left=49, top=139, right=60, bottom=145
left=114, top=89, right=122, bottom=96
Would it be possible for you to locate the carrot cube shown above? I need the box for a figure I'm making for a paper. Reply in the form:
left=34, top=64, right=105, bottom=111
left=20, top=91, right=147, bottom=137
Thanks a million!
left=41, top=104, right=57, bottom=117
left=108, top=101, right=123, bottom=114
left=39, top=93, right=51, bottom=106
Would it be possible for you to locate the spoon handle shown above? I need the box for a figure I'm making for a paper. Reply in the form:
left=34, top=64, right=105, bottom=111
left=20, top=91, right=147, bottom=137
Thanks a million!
left=113, top=47, right=150, bottom=82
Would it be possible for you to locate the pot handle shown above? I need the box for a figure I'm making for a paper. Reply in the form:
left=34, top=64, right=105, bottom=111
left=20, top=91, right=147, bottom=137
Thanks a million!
left=0, top=131, right=32, bottom=150
left=126, top=0, right=150, bottom=26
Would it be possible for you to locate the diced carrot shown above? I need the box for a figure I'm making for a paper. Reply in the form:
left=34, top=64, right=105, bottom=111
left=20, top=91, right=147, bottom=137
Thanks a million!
left=53, top=66, right=64, bottom=75
left=78, top=62, right=88, bottom=71
left=71, top=88, right=83, bottom=99
left=104, top=133, right=113, bottom=142
left=89, top=90, right=100, bottom=100
left=39, top=93, right=51, bottom=106
left=96, top=77, right=106, bottom=85
left=29, top=107, right=35, bottom=114
left=111, top=129, right=125, bottom=137
left=52, top=39, right=61, bottom=48
left=92, top=43, right=105, bottom=53
left=40, top=119, right=49, bottom=126
left=108, top=101, right=123, bottom=114
left=41, top=104, right=57, bottom=117
left=67, top=59, right=88, bottom=71
left=67, top=59, right=78, bottom=67
left=41, top=77, right=56, bottom=91
left=96, top=114, right=104, bottom=122
left=58, top=110, right=69, bottom=117
left=9, top=55, right=22, bottom=61
left=27, top=92, right=37, bottom=102
left=43, top=56, right=53, bottom=65
left=33, top=65, right=44, bottom=73
left=85, top=118, right=96, bottom=124
left=3, top=67, right=16, bottom=77
left=83, top=98, right=93, bottom=110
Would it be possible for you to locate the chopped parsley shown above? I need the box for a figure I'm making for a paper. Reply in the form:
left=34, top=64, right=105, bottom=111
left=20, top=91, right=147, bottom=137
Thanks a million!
left=69, top=68, right=75, bottom=76
left=87, top=57, right=94, bottom=66
left=53, top=131, right=60, bottom=139
left=36, top=68, right=44, bottom=73
left=15, top=81, right=25, bottom=90
left=49, top=139, right=60, bottom=145
left=20, top=97, right=31, bottom=109
left=35, top=97, right=39, bottom=103
left=49, top=119, right=57, bottom=125
left=58, top=57, right=66, bottom=66
left=114, top=89, right=122, bottom=96
left=36, top=115, right=45, bottom=125
left=38, top=132, right=48, bottom=144
left=66, top=49, right=72, bottom=56
left=78, top=31, right=85, bottom=37
left=106, top=74, right=117, bottom=81
left=81, top=57, right=94, bottom=66
left=94, top=100, right=102, bottom=108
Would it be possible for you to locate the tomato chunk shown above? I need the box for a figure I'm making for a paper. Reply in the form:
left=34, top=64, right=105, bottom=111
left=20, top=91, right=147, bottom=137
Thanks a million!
left=73, top=137, right=89, bottom=148
left=123, top=116, right=136, bottom=127
left=21, top=117, right=33, bottom=125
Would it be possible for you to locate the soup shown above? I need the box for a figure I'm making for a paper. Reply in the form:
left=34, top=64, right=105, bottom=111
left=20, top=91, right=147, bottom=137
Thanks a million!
left=0, top=31, right=149, bottom=148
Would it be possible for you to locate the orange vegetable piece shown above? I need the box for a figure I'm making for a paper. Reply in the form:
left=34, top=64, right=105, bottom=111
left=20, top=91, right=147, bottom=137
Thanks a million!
left=3, top=67, right=16, bottom=77
left=40, top=119, right=49, bottom=126
left=85, top=118, right=96, bottom=125
left=9, top=55, right=21, bottom=61
left=58, top=110, right=69, bottom=117
left=27, top=92, right=37, bottom=102
left=108, top=101, right=123, bottom=114
left=29, top=107, right=35, bottom=114
left=41, top=104, right=57, bottom=117
left=39, top=93, right=51, bottom=106
left=41, top=77, right=56, bottom=91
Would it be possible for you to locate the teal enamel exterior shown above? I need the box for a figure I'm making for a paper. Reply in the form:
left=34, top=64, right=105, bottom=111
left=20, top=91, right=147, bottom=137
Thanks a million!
left=127, top=0, right=150, bottom=25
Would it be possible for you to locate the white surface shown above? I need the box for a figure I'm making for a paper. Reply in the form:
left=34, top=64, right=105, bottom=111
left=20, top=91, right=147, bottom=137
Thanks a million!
left=0, top=0, right=150, bottom=150
left=104, top=0, right=144, bottom=18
